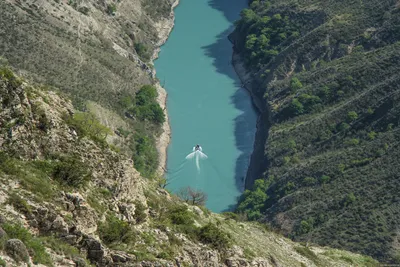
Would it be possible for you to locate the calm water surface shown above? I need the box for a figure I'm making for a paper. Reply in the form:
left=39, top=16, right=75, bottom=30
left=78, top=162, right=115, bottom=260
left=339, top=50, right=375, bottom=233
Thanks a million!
left=154, top=0, right=257, bottom=212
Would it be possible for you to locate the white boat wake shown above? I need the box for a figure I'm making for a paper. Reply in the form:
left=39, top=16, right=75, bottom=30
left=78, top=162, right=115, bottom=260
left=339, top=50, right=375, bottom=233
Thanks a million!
left=185, top=145, right=208, bottom=172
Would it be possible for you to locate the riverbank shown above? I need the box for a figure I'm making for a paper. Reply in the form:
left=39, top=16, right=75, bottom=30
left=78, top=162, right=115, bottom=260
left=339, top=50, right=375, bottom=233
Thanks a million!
left=151, top=0, right=180, bottom=175
left=231, top=51, right=270, bottom=188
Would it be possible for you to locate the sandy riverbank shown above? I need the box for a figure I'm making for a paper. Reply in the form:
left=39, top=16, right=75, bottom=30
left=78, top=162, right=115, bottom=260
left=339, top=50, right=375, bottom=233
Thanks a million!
left=151, top=0, right=180, bottom=176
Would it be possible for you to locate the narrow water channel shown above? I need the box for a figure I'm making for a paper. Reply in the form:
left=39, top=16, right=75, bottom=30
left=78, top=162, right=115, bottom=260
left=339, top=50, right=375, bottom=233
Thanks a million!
left=154, top=0, right=257, bottom=212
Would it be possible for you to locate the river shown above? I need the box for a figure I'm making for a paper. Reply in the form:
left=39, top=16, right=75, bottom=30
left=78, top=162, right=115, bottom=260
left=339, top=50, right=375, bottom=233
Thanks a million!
left=154, top=0, right=257, bottom=212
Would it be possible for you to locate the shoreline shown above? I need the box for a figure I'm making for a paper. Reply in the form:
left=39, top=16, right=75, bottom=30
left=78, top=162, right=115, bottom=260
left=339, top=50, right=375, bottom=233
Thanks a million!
left=231, top=51, right=263, bottom=113
left=231, top=50, right=269, bottom=189
left=151, top=0, right=180, bottom=176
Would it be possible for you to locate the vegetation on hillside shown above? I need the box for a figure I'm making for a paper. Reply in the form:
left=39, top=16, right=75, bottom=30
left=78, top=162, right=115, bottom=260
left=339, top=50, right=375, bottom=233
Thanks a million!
left=118, top=85, right=165, bottom=176
left=234, top=0, right=400, bottom=263
left=0, top=68, right=380, bottom=267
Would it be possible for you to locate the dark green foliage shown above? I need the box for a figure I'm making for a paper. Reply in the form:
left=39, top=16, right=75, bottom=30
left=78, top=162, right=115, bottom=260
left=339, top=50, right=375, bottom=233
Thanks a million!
left=0, top=67, right=22, bottom=88
left=2, top=223, right=52, bottom=265
left=134, top=201, right=147, bottom=224
left=235, top=4, right=300, bottom=69
left=131, top=133, right=158, bottom=177
left=347, top=111, right=358, bottom=122
left=234, top=0, right=400, bottom=262
left=98, top=215, right=135, bottom=245
left=106, top=4, right=116, bottom=15
left=118, top=86, right=164, bottom=177
left=168, top=206, right=194, bottom=225
left=134, top=43, right=151, bottom=61
left=197, top=223, right=231, bottom=250
left=0, top=152, right=20, bottom=176
left=290, top=78, right=303, bottom=91
left=52, top=156, right=91, bottom=187
left=65, top=112, right=112, bottom=145
left=7, top=193, right=32, bottom=215
left=129, top=85, right=165, bottom=125
left=237, top=178, right=271, bottom=220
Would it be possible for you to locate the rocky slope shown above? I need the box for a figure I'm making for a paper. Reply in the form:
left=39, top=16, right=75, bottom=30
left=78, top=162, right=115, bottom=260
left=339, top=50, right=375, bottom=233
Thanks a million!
left=231, top=0, right=400, bottom=263
left=0, top=69, right=379, bottom=267
left=0, top=0, right=176, bottom=177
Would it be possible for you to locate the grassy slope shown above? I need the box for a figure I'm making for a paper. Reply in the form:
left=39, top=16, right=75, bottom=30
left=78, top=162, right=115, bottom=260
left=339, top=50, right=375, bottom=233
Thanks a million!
left=233, top=0, right=400, bottom=263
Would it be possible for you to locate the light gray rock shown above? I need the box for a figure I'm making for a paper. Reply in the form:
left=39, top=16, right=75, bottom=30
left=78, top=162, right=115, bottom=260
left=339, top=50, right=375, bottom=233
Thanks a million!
left=52, top=215, right=69, bottom=233
left=0, top=226, right=6, bottom=238
left=5, top=239, right=29, bottom=263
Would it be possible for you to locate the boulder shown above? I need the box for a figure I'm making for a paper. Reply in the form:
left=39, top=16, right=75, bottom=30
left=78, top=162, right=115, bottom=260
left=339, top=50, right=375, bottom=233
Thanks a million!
left=52, top=215, right=69, bottom=233
left=0, top=226, right=6, bottom=238
left=84, top=238, right=105, bottom=262
left=111, top=251, right=135, bottom=263
left=5, top=239, right=29, bottom=262
left=61, top=234, right=79, bottom=245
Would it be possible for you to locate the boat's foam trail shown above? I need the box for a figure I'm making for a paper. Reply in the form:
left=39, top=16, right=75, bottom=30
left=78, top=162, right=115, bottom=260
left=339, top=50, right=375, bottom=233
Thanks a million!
left=185, top=152, right=196, bottom=159
left=198, top=151, right=208, bottom=159
left=196, top=152, right=200, bottom=171
left=185, top=150, right=208, bottom=172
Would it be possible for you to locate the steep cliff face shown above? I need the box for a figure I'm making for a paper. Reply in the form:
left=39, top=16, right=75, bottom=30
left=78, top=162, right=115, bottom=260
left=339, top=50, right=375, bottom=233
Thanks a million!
left=0, top=70, right=378, bottom=266
left=232, top=0, right=400, bottom=263
left=0, top=0, right=176, bottom=178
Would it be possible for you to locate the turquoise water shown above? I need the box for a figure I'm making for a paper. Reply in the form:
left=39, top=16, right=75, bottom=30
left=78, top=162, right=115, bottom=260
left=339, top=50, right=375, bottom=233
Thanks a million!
left=154, top=0, right=257, bottom=212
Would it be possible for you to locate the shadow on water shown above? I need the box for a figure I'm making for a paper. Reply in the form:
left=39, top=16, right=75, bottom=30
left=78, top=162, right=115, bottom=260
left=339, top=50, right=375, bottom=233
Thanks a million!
left=207, top=0, right=245, bottom=23
left=202, top=0, right=257, bottom=212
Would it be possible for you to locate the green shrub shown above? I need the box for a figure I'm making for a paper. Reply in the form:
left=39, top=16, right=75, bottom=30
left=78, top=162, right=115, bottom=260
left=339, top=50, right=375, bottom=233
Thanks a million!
left=347, top=111, right=358, bottom=122
left=134, top=200, right=147, bottom=224
left=7, top=193, right=32, bottom=215
left=66, top=112, right=112, bottom=145
left=197, top=223, right=231, bottom=250
left=297, top=219, right=313, bottom=235
left=0, top=152, right=20, bottom=175
left=132, top=133, right=158, bottom=177
left=2, top=223, right=52, bottom=265
left=41, top=236, right=81, bottom=260
left=342, top=193, right=356, bottom=207
left=243, top=247, right=256, bottom=259
left=168, top=206, right=194, bottom=225
left=0, top=67, right=22, bottom=88
left=134, top=43, right=151, bottom=61
left=290, top=77, right=303, bottom=91
left=320, top=175, right=331, bottom=184
left=106, top=4, right=116, bottom=15
left=237, top=178, right=270, bottom=220
left=98, top=215, right=135, bottom=245
left=129, top=85, right=165, bottom=125
left=52, top=156, right=91, bottom=187
left=303, top=177, right=317, bottom=186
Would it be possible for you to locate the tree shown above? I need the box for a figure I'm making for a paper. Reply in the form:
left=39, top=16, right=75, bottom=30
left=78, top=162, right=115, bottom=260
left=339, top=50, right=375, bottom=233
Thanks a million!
left=67, top=112, right=112, bottom=143
left=290, top=77, right=303, bottom=91
left=290, top=98, right=304, bottom=115
left=177, top=186, right=207, bottom=206
left=347, top=111, right=358, bottom=122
